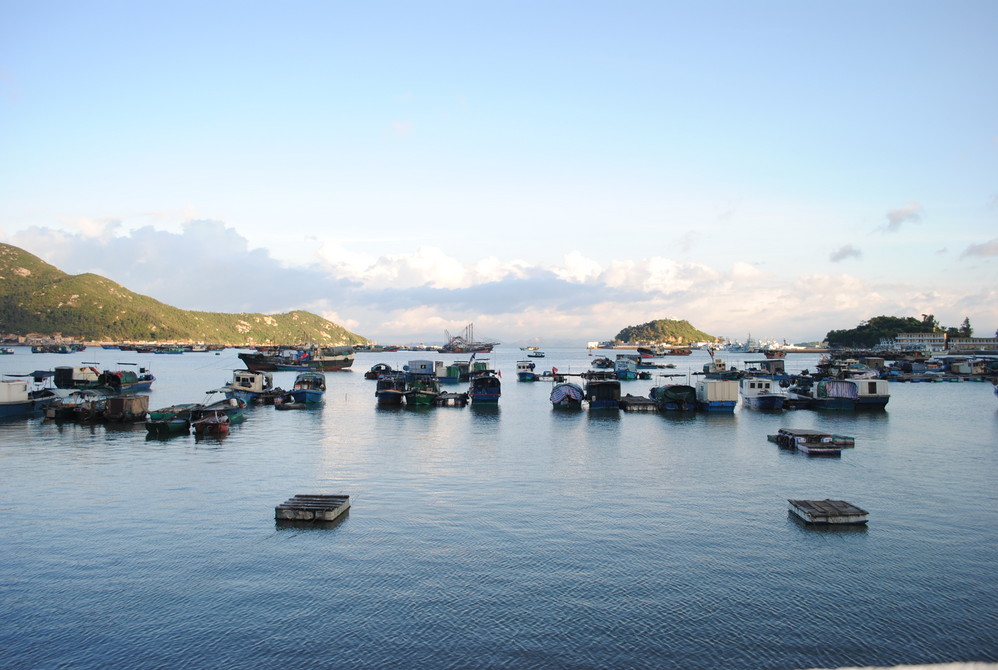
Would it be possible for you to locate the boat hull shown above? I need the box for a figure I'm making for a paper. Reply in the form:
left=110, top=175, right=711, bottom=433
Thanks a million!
left=0, top=400, right=38, bottom=419
left=697, top=400, right=736, bottom=412
left=811, top=397, right=856, bottom=411
left=742, top=395, right=786, bottom=410
left=289, top=389, right=324, bottom=404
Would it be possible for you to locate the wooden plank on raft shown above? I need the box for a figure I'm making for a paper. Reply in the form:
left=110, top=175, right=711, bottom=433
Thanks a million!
left=276, top=494, right=351, bottom=522
left=788, top=499, right=868, bottom=525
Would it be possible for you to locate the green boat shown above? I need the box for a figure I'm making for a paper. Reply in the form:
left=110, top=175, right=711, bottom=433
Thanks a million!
left=405, top=375, right=441, bottom=406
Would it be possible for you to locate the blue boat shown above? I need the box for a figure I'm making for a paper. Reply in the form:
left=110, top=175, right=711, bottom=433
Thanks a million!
left=469, top=370, right=501, bottom=404
left=375, top=373, right=408, bottom=406
left=1, top=377, right=40, bottom=419
left=738, top=377, right=786, bottom=410
left=50, top=364, right=155, bottom=393
left=516, top=360, right=539, bottom=382
left=289, top=371, right=326, bottom=404
left=695, top=379, right=738, bottom=412
left=223, top=369, right=278, bottom=405
left=614, top=355, right=638, bottom=381
left=584, top=373, right=620, bottom=409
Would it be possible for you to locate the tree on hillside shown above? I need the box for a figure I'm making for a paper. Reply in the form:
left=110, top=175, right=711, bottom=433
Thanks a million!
left=946, top=317, right=973, bottom=339
left=825, top=315, right=923, bottom=348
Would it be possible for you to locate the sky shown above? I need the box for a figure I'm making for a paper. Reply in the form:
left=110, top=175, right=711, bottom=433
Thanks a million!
left=2, top=1, right=996, bottom=346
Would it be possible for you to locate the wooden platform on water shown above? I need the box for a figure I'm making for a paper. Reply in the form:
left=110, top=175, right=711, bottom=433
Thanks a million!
left=768, top=428, right=854, bottom=455
left=788, top=499, right=868, bottom=525
left=275, top=494, right=350, bottom=522
left=434, top=392, right=469, bottom=407
left=618, top=394, right=659, bottom=412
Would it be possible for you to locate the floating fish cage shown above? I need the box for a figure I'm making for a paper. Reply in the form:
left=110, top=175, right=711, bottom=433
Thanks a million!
left=434, top=392, right=469, bottom=407
left=769, top=428, right=854, bottom=455
left=275, top=494, right=351, bottom=522
left=788, top=499, right=869, bottom=525
left=618, top=394, right=659, bottom=412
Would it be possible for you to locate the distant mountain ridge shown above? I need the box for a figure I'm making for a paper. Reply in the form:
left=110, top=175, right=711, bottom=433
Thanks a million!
left=0, top=243, right=367, bottom=345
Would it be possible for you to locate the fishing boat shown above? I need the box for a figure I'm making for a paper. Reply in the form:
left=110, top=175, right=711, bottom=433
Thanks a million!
left=289, top=371, right=326, bottom=404
left=702, top=348, right=742, bottom=380
left=103, top=394, right=150, bottom=422
left=782, top=379, right=815, bottom=409
left=191, top=393, right=247, bottom=423
left=614, top=355, right=638, bottom=381
left=364, top=363, right=394, bottom=380
left=375, top=373, right=408, bottom=406
left=0, top=347, right=14, bottom=355
left=649, top=384, right=697, bottom=411
left=145, top=416, right=191, bottom=437
left=584, top=373, right=620, bottom=409
left=848, top=378, right=890, bottom=409
left=810, top=379, right=859, bottom=411
left=738, top=377, right=786, bottom=410
left=0, top=377, right=40, bottom=419
left=147, top=403, right=200, bottom=421
left=96, top=365, right=155, bottom=393
left=516, top=360, right=539, bottom=382
left=468, top=370, right=502, bottom=404
left=238, top=344, right=355, bottom=372
left=549, top=381, right=585, bottom=409
left=695, top=379, right=738, bottom=412
left=50, top=364, right=155, bottom=393
left=405, top=374, right=441, bottom=406
left=527, top=351, right=546, bottom=358
left=223, top=369, right=281, bottom=405
left=439, top=323, right=499, bottom=354
left=191, top=410, right=230, bottom=436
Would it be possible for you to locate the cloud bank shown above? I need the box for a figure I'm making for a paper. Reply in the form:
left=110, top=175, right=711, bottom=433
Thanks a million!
left=7, top=220, right=995, bottom=344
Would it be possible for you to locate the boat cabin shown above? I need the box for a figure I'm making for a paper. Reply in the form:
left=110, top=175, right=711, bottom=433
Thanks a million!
left=743, top=359, right=785, bottom=375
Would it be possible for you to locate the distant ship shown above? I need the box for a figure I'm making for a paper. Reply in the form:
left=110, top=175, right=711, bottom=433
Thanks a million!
left=439, top=323, right=499, bottom=354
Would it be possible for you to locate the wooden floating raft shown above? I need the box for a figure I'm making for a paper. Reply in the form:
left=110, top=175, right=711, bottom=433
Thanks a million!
left=618, top=394, right=660, bottom=412
left=275, top=494, right=350, bottom=522
left=788, top=499, right=869, bottom=525
left=434, top=392, right=469, bottom=407
left=768, top=428, right=854, bottom=455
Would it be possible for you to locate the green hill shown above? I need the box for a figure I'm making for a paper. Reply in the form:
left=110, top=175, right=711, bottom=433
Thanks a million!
left=613, top=319, right=719, bottom=345
left=0, top=243, right=368, bottom=345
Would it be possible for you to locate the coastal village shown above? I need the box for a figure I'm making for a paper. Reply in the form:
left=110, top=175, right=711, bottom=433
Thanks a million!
left=3, top=321, right=997, bottom=432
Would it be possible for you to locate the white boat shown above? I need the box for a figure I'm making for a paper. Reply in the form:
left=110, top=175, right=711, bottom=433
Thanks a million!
left=849, top=378, right=890, bottom=409
left=738, top=377, right=785, bottom=410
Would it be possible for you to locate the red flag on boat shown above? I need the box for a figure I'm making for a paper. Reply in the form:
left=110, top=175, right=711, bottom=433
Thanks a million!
left=552, top=367, right=558, bottom=374
left=497, top=369, right=502, bottom=378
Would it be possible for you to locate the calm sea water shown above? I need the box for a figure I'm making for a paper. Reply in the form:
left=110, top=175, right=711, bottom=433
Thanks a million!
left=2, top=346, right=996, bottom=670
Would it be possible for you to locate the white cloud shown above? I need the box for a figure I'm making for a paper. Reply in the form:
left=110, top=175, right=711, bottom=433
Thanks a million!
left=883, top=202, right=922, bottom=232
left=729, top=261, right=771, bottom=282
left=554, top=251, right=602, bottom=283
left=829, top=244, right=862, bottom=262
left=961, top=237, right=998, bottom=258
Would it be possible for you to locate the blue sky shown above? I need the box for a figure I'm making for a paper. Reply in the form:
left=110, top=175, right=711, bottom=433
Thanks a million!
left=2, top=1, right=996, bottom=345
